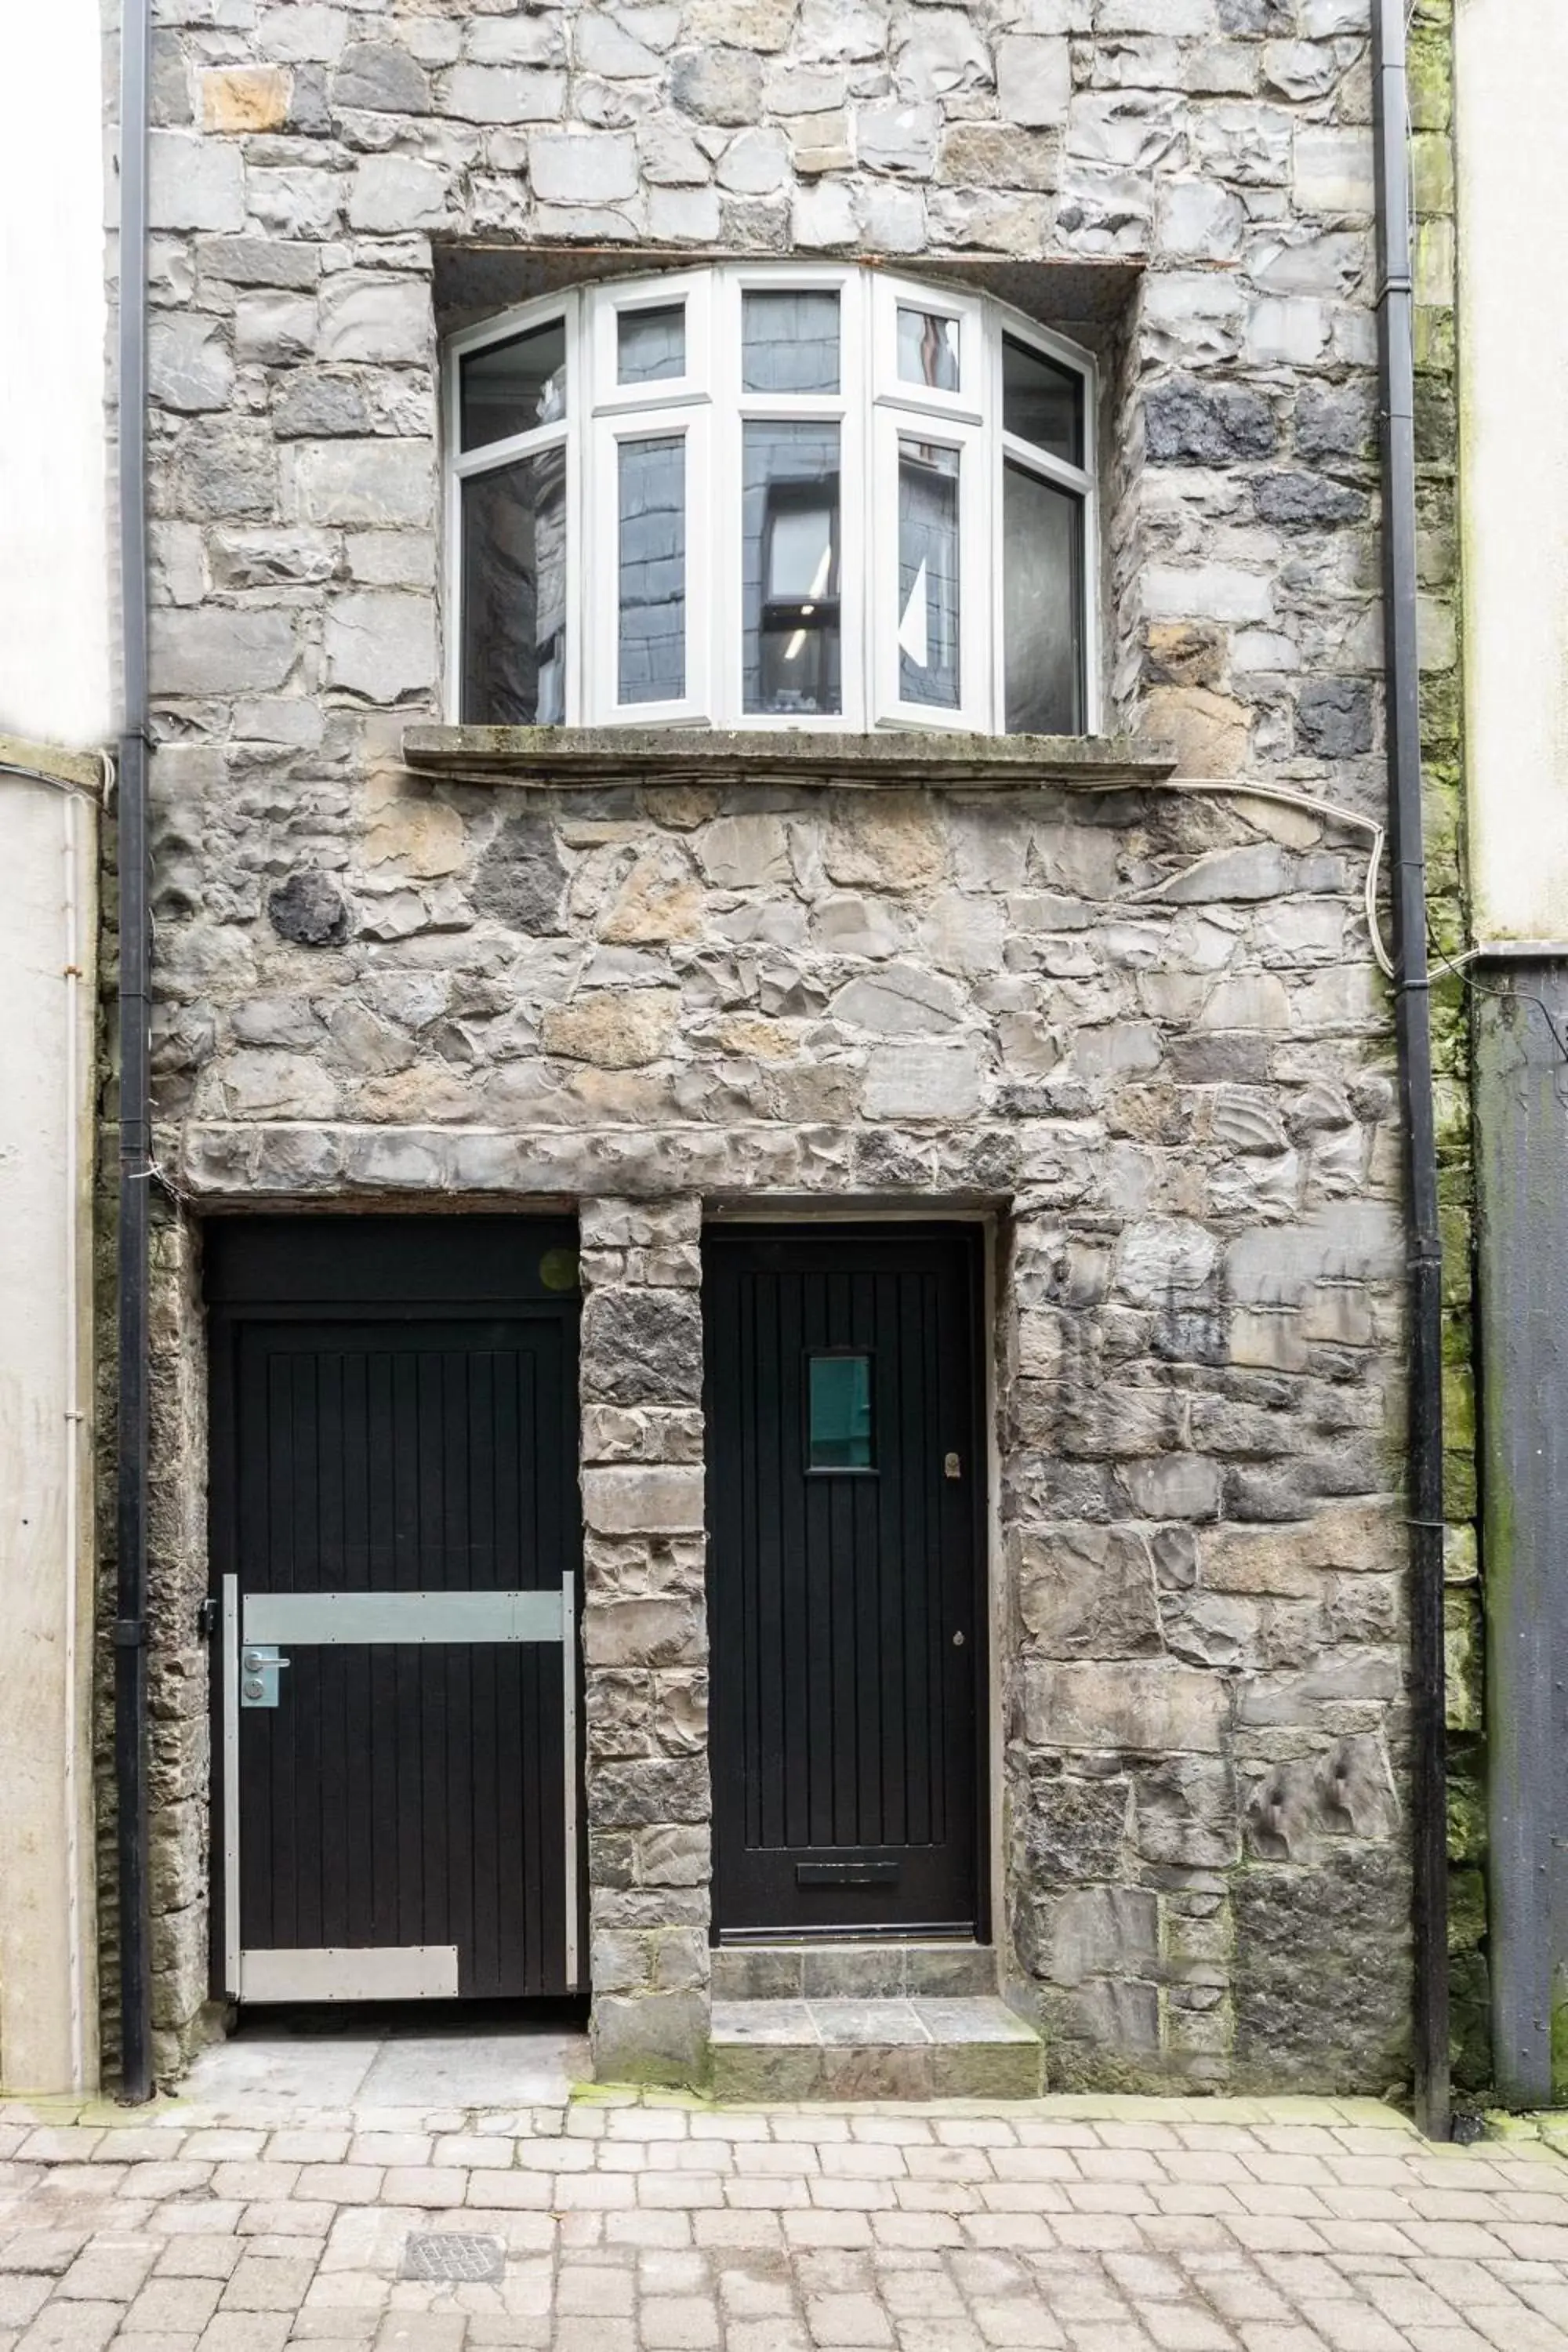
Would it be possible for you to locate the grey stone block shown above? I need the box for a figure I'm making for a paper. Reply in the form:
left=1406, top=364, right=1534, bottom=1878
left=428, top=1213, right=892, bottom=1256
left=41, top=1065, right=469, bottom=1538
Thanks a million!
left=151, top=608, right=296, bottom=696
left=333, top=42, right=431, bottom=113
left=529, top=131, right=639, bottom=202
left=324, top=590, right=438, bottom=699
left=1145, top=376, right=1277, bottom=466
left=151, top=130, right=245, bottom=230
left=582, top=1467, right=706, bottom=1536
left=590, top=1990, right=710, bottom=2086
left=1295, top=676, right=1375, bottom=757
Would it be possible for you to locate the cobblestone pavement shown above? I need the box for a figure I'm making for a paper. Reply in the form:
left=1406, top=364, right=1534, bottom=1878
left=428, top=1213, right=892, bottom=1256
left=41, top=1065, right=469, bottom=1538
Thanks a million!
left=5, top=2089, right=1568, bottom=2352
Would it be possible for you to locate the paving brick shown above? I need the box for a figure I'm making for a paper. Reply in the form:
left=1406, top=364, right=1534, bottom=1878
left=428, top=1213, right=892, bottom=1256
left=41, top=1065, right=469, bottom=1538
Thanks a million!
left=123, top=2278, right=226, bottom=2332
left=5, top=2099, right=1568, bottom=2352
left=638, top=2294, right=723, bottom=2347
left=0, top=2286, right=49, bottom=2329
left=194, top=2319, right=292, bottom=2352
left=222, top=2261, right=318, bottom=2314
left=16, top=2303, right=124, bottom=2352
left=153, top=2243, right=243, bottom=2281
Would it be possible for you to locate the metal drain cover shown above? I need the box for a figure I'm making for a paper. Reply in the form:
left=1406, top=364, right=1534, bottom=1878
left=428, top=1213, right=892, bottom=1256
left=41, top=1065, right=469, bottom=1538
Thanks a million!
left=401, top=2234, right=505, bottom=2283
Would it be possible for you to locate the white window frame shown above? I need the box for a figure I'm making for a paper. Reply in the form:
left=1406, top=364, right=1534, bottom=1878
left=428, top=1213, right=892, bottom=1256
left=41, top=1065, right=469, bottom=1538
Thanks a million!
left=984, top=304, right=1099, bottom=736
left=714, top=264, right=869, bottom=733
left=443, top=263, right=1099, bottom=738
left=589, top=406, right=713, bottom=727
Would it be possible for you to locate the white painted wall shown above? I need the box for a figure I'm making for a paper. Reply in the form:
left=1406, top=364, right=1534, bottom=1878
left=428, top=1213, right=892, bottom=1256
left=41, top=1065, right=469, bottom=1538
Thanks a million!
left=0, top=0, right=110, bottom=2090
left=1457, top=0, right=1568, bottom=944
left=0, top=0, right=114, bottom=748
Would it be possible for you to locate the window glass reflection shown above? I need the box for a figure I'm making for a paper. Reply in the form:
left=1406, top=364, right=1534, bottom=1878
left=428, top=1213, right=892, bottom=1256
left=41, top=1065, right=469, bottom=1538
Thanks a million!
left=460, top=449, right=568, bottom=724
left=618, top=303, right=686, bottom=386
left=897, top=307, right=960, bottom=394
left=743, top=423, right=841, bottom=717
left=618, top=435, right=686, bottom=705
left=742, top=292, right=840, bottom=394
left=459, top=320, right=567, bottom=452
left=1004, top=461, right=1083, bottom=735
left=1001, top=336, right=1083, bottom=467
left=808, top=1355, right=873, bottom=1470
left=897, top=437, right=960, bottom=710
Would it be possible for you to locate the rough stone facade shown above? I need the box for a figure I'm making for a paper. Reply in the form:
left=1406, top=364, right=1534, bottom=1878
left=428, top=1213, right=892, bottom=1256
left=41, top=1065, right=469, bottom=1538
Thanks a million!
left=579, top=1196, right=711, bottom=2084
left=112, top=0, right=1442, bottom=2092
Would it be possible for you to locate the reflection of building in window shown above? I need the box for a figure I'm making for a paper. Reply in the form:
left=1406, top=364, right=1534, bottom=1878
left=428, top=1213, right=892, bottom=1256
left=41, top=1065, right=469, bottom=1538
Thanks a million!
left=619, top=305, right=685, bottom=387
left=618, top=437, right=686, bottom=706
left=744, top=425, right=840, bottom=716
left=461, top=446, right=567, bottom=726
left=898, top=441, right=960, bottom=710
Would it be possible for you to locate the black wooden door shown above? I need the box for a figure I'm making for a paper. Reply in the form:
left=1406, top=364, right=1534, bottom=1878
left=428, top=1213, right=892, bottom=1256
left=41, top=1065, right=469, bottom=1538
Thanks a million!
left=706, top=1225, right=985, bottom=1938
left=208, top=1218, right=583, bottom=2002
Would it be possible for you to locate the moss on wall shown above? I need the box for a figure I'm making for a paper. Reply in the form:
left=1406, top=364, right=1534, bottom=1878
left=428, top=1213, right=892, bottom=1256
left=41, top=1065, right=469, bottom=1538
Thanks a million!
left=1410, top=0, right=1489, bottom=2096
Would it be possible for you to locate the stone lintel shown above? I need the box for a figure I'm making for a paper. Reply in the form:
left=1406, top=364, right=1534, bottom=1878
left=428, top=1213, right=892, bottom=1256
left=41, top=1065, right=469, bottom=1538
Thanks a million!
left=0, top=733, right=107, bottom=796
left=401, top=724, right=1175, bottom=793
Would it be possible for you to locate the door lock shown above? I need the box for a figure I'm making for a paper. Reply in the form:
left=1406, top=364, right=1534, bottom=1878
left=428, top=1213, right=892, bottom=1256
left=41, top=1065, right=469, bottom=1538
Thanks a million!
left=943, top=1451, right=962, bottom=1480
left=241, top=1646, right=290, bottom=1708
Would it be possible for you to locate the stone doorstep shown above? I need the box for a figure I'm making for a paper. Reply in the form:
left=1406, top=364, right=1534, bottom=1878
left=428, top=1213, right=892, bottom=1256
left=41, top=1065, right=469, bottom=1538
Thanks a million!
left=709, top=1995, right=1044, bottom=2103
left=712, top=1941, right=999, bottom=2002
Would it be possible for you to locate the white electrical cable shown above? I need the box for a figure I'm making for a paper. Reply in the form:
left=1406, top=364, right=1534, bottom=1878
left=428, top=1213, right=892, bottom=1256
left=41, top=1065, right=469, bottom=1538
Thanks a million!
left=1054, top=771, right=1396, bottom=982
left=0, top=757, right=107, bottom=803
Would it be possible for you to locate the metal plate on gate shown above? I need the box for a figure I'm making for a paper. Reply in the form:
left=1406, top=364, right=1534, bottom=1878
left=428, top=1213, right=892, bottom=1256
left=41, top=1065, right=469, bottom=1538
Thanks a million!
left=401, top=2235, right=505, bottom=2283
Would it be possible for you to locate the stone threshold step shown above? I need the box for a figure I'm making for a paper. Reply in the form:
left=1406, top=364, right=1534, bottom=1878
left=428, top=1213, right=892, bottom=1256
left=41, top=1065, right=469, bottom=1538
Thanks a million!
left=710, top=1996, right=1044, bottom=2101
left=713, top=1942, right=997, bottom=2002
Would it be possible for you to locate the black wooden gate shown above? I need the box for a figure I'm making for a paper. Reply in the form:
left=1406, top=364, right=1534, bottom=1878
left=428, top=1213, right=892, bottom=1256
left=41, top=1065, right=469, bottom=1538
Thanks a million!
left=705, top=1225, right=985, bottom=1939
left=207, top=1218, right=583, bottom=2003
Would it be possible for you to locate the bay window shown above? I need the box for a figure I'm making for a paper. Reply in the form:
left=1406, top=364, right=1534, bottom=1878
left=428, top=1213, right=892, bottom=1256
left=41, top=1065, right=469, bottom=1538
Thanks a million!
left=445, top=263, right=1096, bottom=736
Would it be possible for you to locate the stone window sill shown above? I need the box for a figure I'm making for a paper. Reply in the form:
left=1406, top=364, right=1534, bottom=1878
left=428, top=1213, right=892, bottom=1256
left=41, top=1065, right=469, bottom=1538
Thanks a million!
left=401, top=725, right=1174, bottom=792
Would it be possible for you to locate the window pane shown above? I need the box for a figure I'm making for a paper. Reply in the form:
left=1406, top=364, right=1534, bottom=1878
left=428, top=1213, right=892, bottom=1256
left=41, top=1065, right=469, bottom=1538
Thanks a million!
left=618, top=303, right=685, bottom=386
left=809, top=1355, right=873, bottom=1471
left=460, top=449, right=568, bottom=725
left=897, top=307, right=960, bottom=394
left=1002, top=336, right=1083, bottom=467
left=459, top=319, right=567, bottom=451
left=1004, top=460, right=1084, bottom=735
left=742, top=422, right=841, bottom=717
left=618, top=435, right=686, bottom=705
left=897, top=437, right=960, bottom=710
left=742, top=291, right=840, bottom=394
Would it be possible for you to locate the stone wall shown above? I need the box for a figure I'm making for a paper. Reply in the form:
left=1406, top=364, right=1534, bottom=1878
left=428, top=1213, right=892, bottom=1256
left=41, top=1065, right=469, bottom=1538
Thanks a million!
left=120, top=0, right=1428, bottom=2090
left=579, top=1196, right=711, bottom=2085
left=95, top=1201, right=217, bottom=2085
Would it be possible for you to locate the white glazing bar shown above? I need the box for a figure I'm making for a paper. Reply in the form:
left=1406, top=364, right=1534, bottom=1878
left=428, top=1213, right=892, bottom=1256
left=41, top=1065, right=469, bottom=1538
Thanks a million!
left=243, top=1589, right=566, bottom=1646
left=562, top=1569, right=579, bottom=1988
left=222, top=1574, right=240, bottom=1995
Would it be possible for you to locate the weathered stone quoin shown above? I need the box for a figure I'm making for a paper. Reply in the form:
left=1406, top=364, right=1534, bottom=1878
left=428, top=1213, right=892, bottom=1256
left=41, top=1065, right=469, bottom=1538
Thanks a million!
left=119, top=0, right=1443, bottom=2093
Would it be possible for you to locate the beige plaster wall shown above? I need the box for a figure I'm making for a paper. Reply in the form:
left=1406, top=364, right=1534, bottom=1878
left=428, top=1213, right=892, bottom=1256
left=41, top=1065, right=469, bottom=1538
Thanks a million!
left=0, top=760, right=100, bottom=2093
left=1457, top=0, right=1568, bottom=945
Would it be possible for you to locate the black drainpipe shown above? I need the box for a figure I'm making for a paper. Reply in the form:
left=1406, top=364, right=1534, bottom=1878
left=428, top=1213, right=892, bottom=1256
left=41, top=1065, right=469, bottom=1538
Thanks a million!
left=115, top=0, right=154, bottom=2104
left=1372, top=0, right=1450, bottom=2140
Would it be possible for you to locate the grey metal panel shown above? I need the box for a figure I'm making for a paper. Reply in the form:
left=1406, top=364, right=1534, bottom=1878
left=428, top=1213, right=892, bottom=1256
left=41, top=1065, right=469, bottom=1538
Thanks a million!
left=239, top=1944, right=461, bottom=2002
left=1475, top=959, right=1568, bottom=2107
left=561, top=1570, right=579, bottom=1989
left=222, top=1575, right=240, bottom=1996
left=242, top=1589, right=566, bottom=1646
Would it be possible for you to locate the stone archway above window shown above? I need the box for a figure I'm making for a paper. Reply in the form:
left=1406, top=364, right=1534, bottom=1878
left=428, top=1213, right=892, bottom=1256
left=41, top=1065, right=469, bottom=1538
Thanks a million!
left=445, top=263, right=1098, bottom=740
